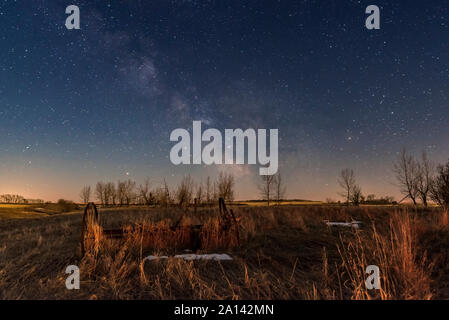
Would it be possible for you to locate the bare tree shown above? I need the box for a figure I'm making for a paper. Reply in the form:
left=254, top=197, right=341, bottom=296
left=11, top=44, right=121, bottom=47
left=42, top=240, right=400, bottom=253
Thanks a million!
left=123, top=179, right=136, bottom=206
left=153, top=179, right=171, bottom=207
left=79, top=185, right=91, bottom=204
left=176, top=175, right=194, bottom=206
left=394, top=149, right=419, bottom=205
left=1, top=194, right=28, bottom=204
left=102, top=183, right=110, bottom=206
left=153, top=187, right=163, bottom=206
left=259, top=175, right=275, bottom=206
left=431, top=159, right=449, bottom=211
left=4, top=194, right=28, bottom=204
left=416, top=151, right=434, bottom=207
left=162, top=179, right=171, bottom=207
left=116, top=181, right=126, bottom=206
left=105, top=182, right=116, bottom=206
left=351, top=184, right=363, bottom=206
left=274, top=172, right=287, bottom=205
left=95, top=182, right=105, bottom=205
left=195, top=182, right=204, bottom=205
left=205, top=176, right=212, bottom=205
left=111, top=182, right=118, bottom=205
left=338, top=168, right=356, bottom=206
left=213, top=180, right=219, bottom=203
left=138, top=178, right=153, bottom=206
left=216, top=172, right=235, bottom=202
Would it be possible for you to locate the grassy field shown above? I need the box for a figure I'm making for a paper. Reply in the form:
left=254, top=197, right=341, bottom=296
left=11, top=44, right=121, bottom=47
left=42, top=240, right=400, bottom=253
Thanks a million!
left=0, top=200, right=322, bottom=219
left=234, top=200, right=323, bottom=206
left=0, top=204, right=448, bottom=299
left=0, top=204, right=48, bottom=219
left=0, top=203, right=82, bottom=219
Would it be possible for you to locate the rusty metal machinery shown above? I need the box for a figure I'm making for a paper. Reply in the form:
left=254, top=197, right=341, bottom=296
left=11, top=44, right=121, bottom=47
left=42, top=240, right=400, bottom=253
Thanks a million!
left=80, top=198, right=240, bottom=256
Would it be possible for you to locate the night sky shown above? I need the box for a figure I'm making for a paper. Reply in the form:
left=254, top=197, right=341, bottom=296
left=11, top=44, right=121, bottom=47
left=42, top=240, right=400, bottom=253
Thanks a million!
left=1, top=0, right=448, bottom=202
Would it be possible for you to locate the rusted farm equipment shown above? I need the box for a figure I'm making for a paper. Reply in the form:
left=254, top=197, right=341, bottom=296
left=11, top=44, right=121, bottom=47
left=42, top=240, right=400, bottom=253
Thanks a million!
left=80, top=198, right=240, bottom=256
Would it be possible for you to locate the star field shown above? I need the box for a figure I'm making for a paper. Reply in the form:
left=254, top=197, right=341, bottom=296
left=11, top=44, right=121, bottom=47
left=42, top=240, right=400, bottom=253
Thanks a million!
left=0, top=0, right=448, bottom=201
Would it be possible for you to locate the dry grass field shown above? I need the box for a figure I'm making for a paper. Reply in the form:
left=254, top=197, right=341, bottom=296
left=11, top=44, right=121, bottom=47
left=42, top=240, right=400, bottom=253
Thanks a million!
left=0, top=204, right=448, bottom=300
left=0, top=203, right=82, bottom=219
left=0, top=204, right=52, bottom=220
left=233, top=200, right=323, bottom=206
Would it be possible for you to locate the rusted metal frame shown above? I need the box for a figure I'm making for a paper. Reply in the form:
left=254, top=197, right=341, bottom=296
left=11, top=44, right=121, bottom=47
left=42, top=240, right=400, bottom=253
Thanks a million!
left=80, top=202, right=99, bottom=256
left=80, top=198, right=240, bottom=256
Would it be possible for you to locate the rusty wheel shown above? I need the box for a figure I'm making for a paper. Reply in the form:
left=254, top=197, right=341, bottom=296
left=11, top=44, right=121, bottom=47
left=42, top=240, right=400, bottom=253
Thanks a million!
left=80, top=202, right=100, bottom=256
left=219, top=198, right=240, bottom=246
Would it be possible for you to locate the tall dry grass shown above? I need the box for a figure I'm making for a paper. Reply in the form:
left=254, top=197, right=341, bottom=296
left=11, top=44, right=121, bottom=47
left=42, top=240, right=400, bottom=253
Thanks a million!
left=0, top=205, right=448, bottom=299
left=332, top=211, right=432, bottom=299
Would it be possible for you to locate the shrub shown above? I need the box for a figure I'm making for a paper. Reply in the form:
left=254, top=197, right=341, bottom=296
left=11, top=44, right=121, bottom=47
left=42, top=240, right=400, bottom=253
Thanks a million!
left=56, top=199, right=78, bottom=212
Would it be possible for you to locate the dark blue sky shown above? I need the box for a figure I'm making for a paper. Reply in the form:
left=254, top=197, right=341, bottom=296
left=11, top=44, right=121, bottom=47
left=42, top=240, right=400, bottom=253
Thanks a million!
left=1, top=0, right=448, bottom=201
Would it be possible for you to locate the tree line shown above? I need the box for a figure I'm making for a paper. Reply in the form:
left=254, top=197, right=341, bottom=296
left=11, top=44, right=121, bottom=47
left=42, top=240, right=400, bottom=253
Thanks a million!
left=258, top=172, right=287, bottom=206
left=337, top=148, right=449, bottom=211
left=0, top=194, right=44, bottom=204
left=82, top=171, right=290, bottom=207
left=79, top=172, right=236, bottom=207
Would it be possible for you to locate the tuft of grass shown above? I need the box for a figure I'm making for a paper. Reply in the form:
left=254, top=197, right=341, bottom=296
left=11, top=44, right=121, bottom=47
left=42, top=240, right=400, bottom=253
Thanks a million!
left=332, top=211, right=432, bottom=299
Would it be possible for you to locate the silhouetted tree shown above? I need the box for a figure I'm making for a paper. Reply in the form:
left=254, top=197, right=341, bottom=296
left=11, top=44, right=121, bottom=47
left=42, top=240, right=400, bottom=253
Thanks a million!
left=124, top=179, right=136, bottom=206
left=431, top=159, right=449, bottom=212
left=105, top=182, right=116, bottom=206
left=338, top=168, right=356, bottom=206
left=416, top=151, right=434, bottom=207
left=138, top=178, right=153, bottom=205
left=195, top=182, right=204, bottom=205
left=205, top=176, right=212, bottom=205
left=351, top=185, right=363, bottom=206
left=274, top=172, right=287, bottom=205
left=161, top=179, right=172, bottom=207
left=116, top=181, right=126, bottom=206
left=79, top=185, right=91, bottom=204
left=0, top=194, right=26, bottom=204
left=153, top=179, right=171, bottom=207
left=259, top=175, right=275, bottom=206
left=216, top=172, right=235, bottom=202
left=394, top=148, right=419, bottom=205
left=176, top=175, right=194, bottom=206
left=95, top=182, right=105, bottom=205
